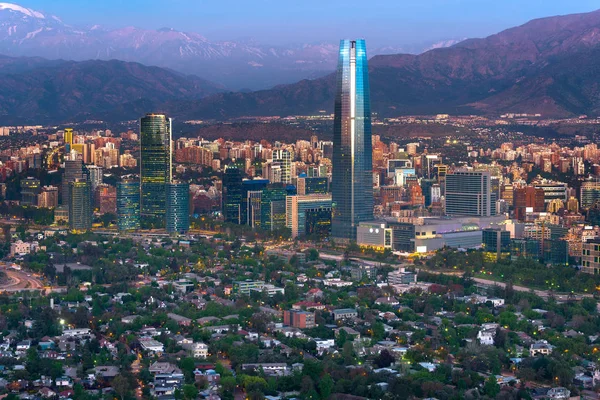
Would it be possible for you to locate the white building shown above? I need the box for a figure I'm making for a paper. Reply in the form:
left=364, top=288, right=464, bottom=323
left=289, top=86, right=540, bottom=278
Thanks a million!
left=191, top=342, right=208, bottom=359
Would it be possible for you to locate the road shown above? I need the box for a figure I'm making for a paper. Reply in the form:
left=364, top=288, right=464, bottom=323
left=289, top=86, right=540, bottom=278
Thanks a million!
left=0, top=268, right=45, bottom=292
left=470, top=276, right=593, bottom=300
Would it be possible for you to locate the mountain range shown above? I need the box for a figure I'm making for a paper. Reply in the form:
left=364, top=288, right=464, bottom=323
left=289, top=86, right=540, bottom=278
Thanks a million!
left=2, top=5, right=600, bottom=123
left=0, top=2, right=458, bottom=90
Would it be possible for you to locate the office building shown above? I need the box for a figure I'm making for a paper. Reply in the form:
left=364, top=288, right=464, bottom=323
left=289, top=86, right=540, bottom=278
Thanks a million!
left=297, top=175, right=329, bottom=195
left=332, top=39, right=373, bottom=241
left=21, top=177, right=40, bottom=206
left=533, top=180, right=568, bottom=205
left=38, top=186, right=58, bottom=208
left=140, top=113, right=172, bottom=217
left=445, top=171, right=493, bottom=217
left=117, top=179, right=141, bottom=231
left=223, top=165, right=243, bottom=224
left=482, top=229, right=511, bottom=255
left=241, top=178, right=269, bottom=226
left=166, top=183, right=190, bottom=234
left=261, top=184, right=287, bottom=232
left=286, top=194, right=332, bottom=238
left=581, top=180, right=600, bottom=209
left=68, top=179, right=92, bottom=232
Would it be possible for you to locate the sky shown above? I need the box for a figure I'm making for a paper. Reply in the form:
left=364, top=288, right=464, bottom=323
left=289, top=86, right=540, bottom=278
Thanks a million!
left=17, top=0, right=600, bottom=47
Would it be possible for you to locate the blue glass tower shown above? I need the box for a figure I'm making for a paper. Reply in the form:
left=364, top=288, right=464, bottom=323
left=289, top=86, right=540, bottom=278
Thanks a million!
left=332, top=39, right=373, bottom=241
left=166, top=183, right=190, bottom=234
left=117, top=179, right=140, bottom=231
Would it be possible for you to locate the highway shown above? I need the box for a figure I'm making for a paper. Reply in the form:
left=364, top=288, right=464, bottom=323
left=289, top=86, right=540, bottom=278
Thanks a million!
left=0, top=268, right=45, bottom=292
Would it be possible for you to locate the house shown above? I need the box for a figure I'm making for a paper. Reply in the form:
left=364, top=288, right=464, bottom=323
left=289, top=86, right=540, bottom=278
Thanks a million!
left=375, top=297, right=400, bottom=306
left=306, top=288, right=324, bottom=300
left=168, top=313, right=192, bottom=327
left=241, top=363, right=289, bottom=376
left=38, top=387, right=57, bottom=398
left=16, top=340, right=31, bottom=352
left=477, top=329, right=496, bottom=346
left=190, top=342, right=209, bottom=359
left=149, top=362, right=182, bottom=375
left=332, top=308, right=358, bottom=321
left=140, top=339, right=165, bottom=354
left=530, top=340, right=553, bottom=356
left=55, top=376, right=73, bottom=387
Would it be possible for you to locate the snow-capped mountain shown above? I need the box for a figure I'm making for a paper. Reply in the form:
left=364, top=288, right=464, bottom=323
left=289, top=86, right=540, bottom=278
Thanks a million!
left=0, top=2, right=458, bottom=89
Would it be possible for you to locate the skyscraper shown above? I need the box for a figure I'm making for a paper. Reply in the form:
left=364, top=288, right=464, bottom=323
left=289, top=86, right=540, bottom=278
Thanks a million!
left=117, top=179, right=141, bottom=231
left=21, top=177, right=40, bottom=206
left=140, top=113, right=172, bottom=217
left=69, top=179, right=92, bottom=232
left=332, top=39, right=373, bottom=241
left=62, top=158, right=88, bottom=207
left=272, top=149, right=291, bottom=185
left=166, top=183, right=190, bottom=234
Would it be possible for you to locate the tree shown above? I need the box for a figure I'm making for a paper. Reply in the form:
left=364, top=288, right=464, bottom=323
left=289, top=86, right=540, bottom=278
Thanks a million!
left=484, top=376, right=500, bottom=398
left=112, top=374, right=131, bottom=400
left=182, top=384, right=198, bottom=400
left=318, top=374, right=333, bottom=399
left=374, top=349, right=395, bottom=368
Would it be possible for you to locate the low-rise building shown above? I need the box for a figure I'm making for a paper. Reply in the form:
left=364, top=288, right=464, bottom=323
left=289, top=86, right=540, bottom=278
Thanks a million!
left=332, top=308, right=358, bottom=321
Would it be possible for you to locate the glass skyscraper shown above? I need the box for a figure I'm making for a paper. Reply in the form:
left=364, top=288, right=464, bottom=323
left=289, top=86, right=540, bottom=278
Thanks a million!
left=140, top=113, right=172, bottom=217
left=166, top=183, right=190, bottom=234
left=223, top=165, right=243, bottom=224
left=69, top=179, right=92, bottom=232
left=117, top=179, right=140, bottom=231
left=332, top=39, right=373, bottom=241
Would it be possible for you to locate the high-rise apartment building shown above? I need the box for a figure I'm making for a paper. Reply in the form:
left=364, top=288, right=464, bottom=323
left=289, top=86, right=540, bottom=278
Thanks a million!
left=166, top=183, right=190, bottom=234
left=69, top=179, right=92, bottom=232
left=140, top=113, right=172, bottom=217
left=513, top=186, right=545, bottom=221
left=62, top=158, right=88, bottom=207
left=272, top=149, right=291, bottom=184
left=444, top=171, right=493, bottom=217
left=38, top=186, right=58, bottom=208
left=331, top=39, right=373, bottom=241
left=86, top=165, right=103, bottom=193
left=117, top=179, right=140, bottom=231
left=94, top=184, right=117, bottom=214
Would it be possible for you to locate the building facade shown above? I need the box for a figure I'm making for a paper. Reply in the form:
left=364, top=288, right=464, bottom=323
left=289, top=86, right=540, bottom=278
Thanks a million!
left=445, top=171, right=493, bottom=217
left=68, top=179, right=92, bottom=232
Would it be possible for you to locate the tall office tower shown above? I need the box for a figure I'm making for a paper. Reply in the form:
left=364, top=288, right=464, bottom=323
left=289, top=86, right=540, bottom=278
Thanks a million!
left=117, top=179, right=140, bottom=231
left=272, top=149, right=291, bottom=184
left=444, top=171, right=492, bottom=217
left=140, top=113, right=172, bottom=217
left=261, top=183, right=287, bottom=231
left=513, top=186, right=545, bottom=221
left=69, top=179, right=92, bottom=232
left=86, top=165, right=103, bottom=193
left=38, top=186, right=59, bottom=208
left=21, top=177, right=41, bottom=206
left=331, top=39, right=373, bottom=241
left=223, top=165, right=243, bottom=224
left=62, top=158, right=88, bottom=207
left=166, top=183, right=190, bottom=234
